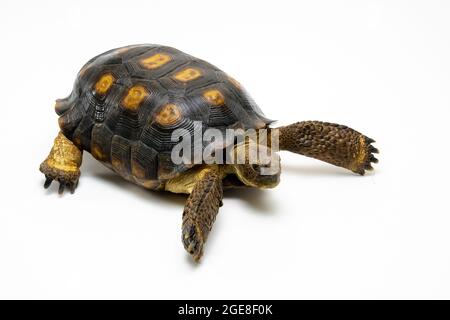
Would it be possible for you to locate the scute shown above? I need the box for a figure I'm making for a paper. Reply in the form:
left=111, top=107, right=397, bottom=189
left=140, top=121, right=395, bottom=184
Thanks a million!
left=57, top=44, right=274, bottom=186
left=131, top=141, right=159, bottom=180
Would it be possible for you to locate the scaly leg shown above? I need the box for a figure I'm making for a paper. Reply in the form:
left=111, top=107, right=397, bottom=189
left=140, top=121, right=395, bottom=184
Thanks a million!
left=182, top=167, right=223, bottom=262
left=276, top=121, right=379, bottom=175
left=39, top=131, right=83, bottom=194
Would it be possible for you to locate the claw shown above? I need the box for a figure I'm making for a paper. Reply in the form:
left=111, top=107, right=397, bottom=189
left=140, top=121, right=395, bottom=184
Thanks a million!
left=369, top=155, right=379, bottom=163
left=58, top=183, right=65, bottom=195
left=40, top=143, right=81, bottom=195
left=365, top=137, right=376, bottom=144
left=369, top=145, right=379, bottom=154
left=44, top=176, right=53, bottom=189
left=182, top=222, right=204, bottom=262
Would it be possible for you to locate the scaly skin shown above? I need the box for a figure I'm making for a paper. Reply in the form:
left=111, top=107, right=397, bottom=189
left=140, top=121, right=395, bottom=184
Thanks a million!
left=276, top=121, right=379, bottom=175
left=181, top=167, right=223, bottom=262
left=39, top=131, right=83, bottom=194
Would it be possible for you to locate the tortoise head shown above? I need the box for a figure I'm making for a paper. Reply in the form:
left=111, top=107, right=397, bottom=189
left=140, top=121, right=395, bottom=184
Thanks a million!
left=229, top=142, right=280, bottom=189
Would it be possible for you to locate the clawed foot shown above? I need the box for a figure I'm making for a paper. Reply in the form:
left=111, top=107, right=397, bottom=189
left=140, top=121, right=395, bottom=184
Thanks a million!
left=40, top=132, right=83, bottom=195
left=43, top=174, right=78, bottom=194
left=353, top=136, right=379, bottom=175
left=40, top=161, right=80, bottom=195
left=182, top=220, right=204, bottom=262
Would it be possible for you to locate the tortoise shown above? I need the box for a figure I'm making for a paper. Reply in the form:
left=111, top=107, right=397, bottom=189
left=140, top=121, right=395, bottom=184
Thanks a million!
left=40, top=44, right=379, bottom=262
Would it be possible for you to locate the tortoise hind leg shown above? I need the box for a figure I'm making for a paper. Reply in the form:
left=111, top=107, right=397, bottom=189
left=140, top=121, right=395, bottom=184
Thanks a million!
left=39, top=131, right=83, bottom=194
left=181, top=167, right=223, bottom=262
left=277, top=121, right=379, bottom=175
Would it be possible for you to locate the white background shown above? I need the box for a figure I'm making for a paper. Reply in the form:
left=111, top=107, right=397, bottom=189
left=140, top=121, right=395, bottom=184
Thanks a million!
left=0, top=0, right=449, bottom=299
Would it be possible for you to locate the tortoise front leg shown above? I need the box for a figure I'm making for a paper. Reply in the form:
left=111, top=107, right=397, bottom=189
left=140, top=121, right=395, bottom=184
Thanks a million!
left=276, top=121, right=379, bottom=175
left=39, top=131, right=83, bottom=194
left=182, top=167, right=223, bottom=262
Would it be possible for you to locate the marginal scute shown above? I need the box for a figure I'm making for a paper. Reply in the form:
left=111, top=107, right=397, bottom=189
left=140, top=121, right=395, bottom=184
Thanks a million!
left=91, top=143, right=106, bottom=161
left=131, top=160, right=146, bottom=179
left=58, top=117, right=65, bottom=128
left=112, top=157, right=124, bottom=173
left=121, top=85, right=149, bottom=111
left=227, top=75, right=241, bottom=89
left=134, top=178, right=161, bottom=190
left=130, top=141, right=158, bottom=180
left=157, top=152, right=193, bottom=180
left=73, top=137, right=82, bottom=148
left=54, top=100, right=66, bottom=114
left=202, top=89, right=225, bottom=106
left=131, top=161, right=145, bottom=179
left=111, top=135, right=132, bottom=179
left=140, top=53, right=171, bottom=69
left=91, top=124, right=113, bottom=162
left=155, top=103, right=182, bottom=126
left=78, top=62, right=93, bottom=76
left=115, top=46, right=135, bottom=54
left=94, top=73, right=115, bottom=95
left=173, top=67, right=202, bottom=82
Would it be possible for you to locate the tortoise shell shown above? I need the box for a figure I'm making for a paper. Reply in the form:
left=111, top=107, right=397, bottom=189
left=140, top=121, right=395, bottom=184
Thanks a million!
left=56, top=44, right=273, bottom=189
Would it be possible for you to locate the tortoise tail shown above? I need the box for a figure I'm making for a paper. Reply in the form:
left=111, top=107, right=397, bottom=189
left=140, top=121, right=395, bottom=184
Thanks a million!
left=55, top=90, right=78, bottom=115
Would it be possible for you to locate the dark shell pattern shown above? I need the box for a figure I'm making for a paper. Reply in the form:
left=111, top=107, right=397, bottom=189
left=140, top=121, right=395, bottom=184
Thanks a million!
left=56, top=44, right=273, bottom=189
